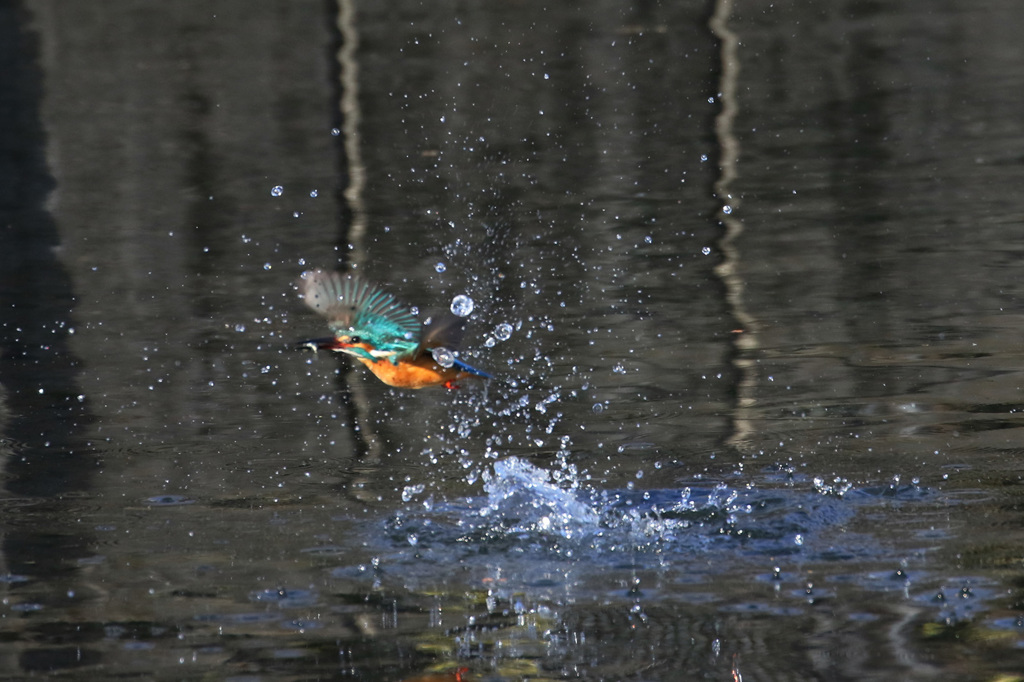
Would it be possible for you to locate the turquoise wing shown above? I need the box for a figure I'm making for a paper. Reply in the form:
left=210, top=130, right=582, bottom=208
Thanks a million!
left=298, top=270, right=421, bottom=358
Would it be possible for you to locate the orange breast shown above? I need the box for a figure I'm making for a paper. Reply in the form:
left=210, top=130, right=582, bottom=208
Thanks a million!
left=356, top=355, right=470, bottom=389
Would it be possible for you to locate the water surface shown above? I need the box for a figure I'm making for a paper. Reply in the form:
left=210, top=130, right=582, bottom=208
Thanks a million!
left=1, top=0, right=1024, bottom=679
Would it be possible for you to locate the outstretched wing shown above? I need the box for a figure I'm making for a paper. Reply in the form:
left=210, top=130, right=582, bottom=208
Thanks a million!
left=298, top=270, right=421, bottom=357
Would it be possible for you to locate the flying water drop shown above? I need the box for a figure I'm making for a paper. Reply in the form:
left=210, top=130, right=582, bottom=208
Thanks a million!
left=450, top=294, right=474, bottom=317
left=494, top=323, right=513, bottom=341
left=431, top=347, right=455, bottom=368
left=402, top=484, right=425, bottom=502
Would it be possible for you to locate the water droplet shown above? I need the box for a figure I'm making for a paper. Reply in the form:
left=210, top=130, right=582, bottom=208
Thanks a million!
left=330, top=128, right=341, bottom=136
left=484, top=336, right=496, bottom=348
left=612, top=363, right=626, bottom=374
left=435, top=262, right=447, bottom=273
left=263, top=263, right=272, bottom=271
left=723, top=205, right=733, bottom=214
left=592, top=403, right=604, bottom=414
left=407, top=533, right=418, bottom=546
left=234, top=324, right=246, bottom=333
left=450, top=294, right=474, bottom=317
left=431, top=347, right=455, bottom=368
left=270, top=186, right=283, bottom=197
left=701, top=246, right=712, bottom=255
left=309, top=189, right=318, bottom=198
left=494, top=323, right=513, bottom=341
left=401, top=484, right=425, bottom=502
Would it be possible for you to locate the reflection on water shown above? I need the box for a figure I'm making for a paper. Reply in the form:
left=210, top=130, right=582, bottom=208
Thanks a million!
left=2, top=0, right=1024, bottom=680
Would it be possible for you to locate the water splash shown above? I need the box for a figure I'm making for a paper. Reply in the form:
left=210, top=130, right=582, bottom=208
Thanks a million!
left=385, top=457, right=779, bottom=560
left=479, top=457, right=600, bottom=539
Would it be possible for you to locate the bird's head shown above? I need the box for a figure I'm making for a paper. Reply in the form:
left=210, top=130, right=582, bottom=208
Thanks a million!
left=295, top=330, right=395, bottom=363
left=331, top=331, right=396, bottom=362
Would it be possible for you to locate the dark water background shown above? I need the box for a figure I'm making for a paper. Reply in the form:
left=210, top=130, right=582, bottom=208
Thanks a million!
left=2, top=0, right=1024, bottom=679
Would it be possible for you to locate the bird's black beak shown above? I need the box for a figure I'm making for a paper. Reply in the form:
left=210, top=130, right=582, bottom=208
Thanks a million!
left=295, top=337, right=337, bottom=352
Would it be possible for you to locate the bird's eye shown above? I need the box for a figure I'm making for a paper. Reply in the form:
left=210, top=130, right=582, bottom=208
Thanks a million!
left=349, top=336, right=361, bottom=344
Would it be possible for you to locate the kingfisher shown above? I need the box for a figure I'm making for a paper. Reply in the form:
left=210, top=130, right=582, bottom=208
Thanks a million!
left=294, top=269, right=491, bottom=389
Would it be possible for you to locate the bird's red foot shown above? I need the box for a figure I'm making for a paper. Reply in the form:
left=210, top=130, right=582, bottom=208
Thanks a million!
left=443, top=380, right=461, bottom=390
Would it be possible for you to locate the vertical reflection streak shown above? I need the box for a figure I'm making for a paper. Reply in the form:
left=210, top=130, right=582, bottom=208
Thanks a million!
left=335, top=0, right=381, bottom=462
left=709, top=0, right=758, bottom=451
left=337, top=0, right=368, bottom=270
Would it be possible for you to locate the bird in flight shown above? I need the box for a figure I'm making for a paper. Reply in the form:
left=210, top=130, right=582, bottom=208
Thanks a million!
left=295, top=269, right=491, bottom=389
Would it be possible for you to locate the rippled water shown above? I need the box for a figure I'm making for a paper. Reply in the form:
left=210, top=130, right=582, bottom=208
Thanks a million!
left=2, top=0, right=1024, bottom=680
